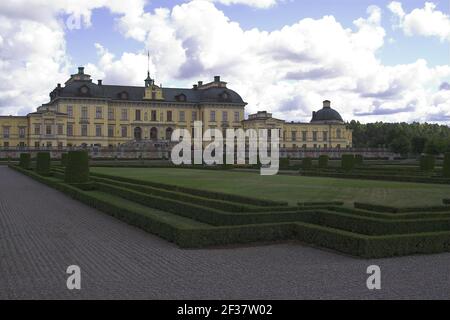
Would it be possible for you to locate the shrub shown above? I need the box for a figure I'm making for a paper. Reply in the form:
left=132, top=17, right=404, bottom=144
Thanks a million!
left=36, top=152, right=51, bottom=176
left=61, top=153, right=68, bottom=167
left=341, top=154, right=355, bottom=171
left=354, top=154, right=364, bottom=166
left=420, top=154, right=435, bottom=171
left=279, top=157, right=290, bottom=169
left=19, top=153, right=31, bottom=169
left=65, top=150, right=89, bottom=183
left=318, top=155, right=329, bottom=168
left=443, top=153, right=450, bottom=177
left=302, top=157, right=313, bottom=169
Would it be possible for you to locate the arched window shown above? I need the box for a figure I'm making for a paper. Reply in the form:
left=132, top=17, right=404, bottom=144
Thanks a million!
left=150, top=127, right=158, bottom=140
left=134, top=127, right=142, bottom=140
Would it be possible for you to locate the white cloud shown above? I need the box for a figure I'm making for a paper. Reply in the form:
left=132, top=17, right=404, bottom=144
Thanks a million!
left=388, top=1, right=450, bottom=42
left=208, top=0, right=278, bottom=8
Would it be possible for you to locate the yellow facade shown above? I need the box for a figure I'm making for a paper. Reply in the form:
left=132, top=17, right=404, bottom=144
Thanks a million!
left=0, top=67, right=351, bottom=150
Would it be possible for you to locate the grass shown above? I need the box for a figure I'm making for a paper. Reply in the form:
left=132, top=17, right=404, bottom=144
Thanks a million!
left=90, top=167, right=450, bottom=207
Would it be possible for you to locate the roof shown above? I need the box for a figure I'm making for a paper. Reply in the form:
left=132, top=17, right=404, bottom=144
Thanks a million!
left=310, top=104, right=344, bottom=123
left=50, top=80, right=246, bottom=105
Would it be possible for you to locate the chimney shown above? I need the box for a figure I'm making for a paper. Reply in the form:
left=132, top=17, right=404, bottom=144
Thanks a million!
left=198, top=81, right=203, bottom=86
left=214, top=76, right=220, bottom=82
left=57, top=83, right=61, bottom=88
left=323, top=100, right=331, bottom=108
left=97, top=80, right=102, bottom=85
left=193, top=84, right=198, bottom=90
left=78, top=66, right=84, bottom=74
left=312, top=111, right=316, bottom=118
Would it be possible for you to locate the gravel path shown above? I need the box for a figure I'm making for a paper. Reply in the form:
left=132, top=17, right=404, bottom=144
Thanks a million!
left=1, top=166, right=449, bottom=299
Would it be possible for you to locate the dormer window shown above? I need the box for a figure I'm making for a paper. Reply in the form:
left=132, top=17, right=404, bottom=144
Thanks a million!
left=175, top=93, right=186, bottom=102
left=219, top=91, right=231, bottom=101
left=119, top=91, right=129, bottom=100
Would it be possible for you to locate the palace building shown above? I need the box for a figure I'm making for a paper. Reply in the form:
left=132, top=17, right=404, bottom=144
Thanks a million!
left=0, top=67, right=352, bottom=150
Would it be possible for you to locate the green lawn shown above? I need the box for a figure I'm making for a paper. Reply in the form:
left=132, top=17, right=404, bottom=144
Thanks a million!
left=90, top=167, right=450, bottom=207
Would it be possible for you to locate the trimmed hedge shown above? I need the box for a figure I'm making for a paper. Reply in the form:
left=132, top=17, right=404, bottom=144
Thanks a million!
left=19, top=153, right=31, bottom=169
left=354, top=202, right=450, bottom=214
left=341, top=154, right=355, bottom=171
left=36, top=152, right=51, bottom=176
left=420, top=154, right=435, bottom=171
left=61, top=153, right=68, bottom=167
left=279, top=157, right=290, bottom=170
left=302, top=157, right=313, bottom=169
left=443, top=153, right=450, bottom=177
left=65, top=150, right=89, bottom=183
left=298, top=201, right=344, bottom=206
left=318, top=155, right=329, bottom=168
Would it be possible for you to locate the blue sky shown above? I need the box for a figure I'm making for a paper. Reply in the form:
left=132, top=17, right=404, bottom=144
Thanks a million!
left=0, top=0, right=449, bottom=122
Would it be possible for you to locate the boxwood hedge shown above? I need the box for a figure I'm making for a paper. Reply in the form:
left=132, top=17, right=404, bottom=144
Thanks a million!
left=19, top=153, right=31, bottom=169
left=65, top=150, right=89, bottom=183
left=36, top=152, right=51, bottom=176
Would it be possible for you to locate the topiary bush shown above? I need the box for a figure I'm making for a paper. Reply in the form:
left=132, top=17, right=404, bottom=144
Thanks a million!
left=443, top=153, right=450, bottom=177
left=279, top=157, right=290, bottom=170
left=341, top=154, right=355, bottom=171
left=61, top=153, right=68, bottom=167
left=302, top=157, right=313, bottom=169
left=36, top=152, right=51, bottom=176
left=318, top=155, right=329, bottom=168
left=354, top=154, right=364, bottom=166
left=65, top=150, right=89, bottom=183
left=420, top=154, right=435, bottom=172
left=19, top=153, right=31, bottom=169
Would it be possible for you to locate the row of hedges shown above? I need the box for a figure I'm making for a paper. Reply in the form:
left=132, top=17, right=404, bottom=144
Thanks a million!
left=95, top=182, right=304, bottom=226
left=90, top=172, right=288, bottom=207
left=297, top=210, right=450, bottom=236
left=9, top=165, right=450, bottom=258
left=354, top=202, right=450, bottom=214
left=300, top=170, right=450, bottom=184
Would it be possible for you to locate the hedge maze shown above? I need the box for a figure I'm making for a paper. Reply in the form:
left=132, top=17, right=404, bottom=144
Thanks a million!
left=9, top=156, right=450, bottom=259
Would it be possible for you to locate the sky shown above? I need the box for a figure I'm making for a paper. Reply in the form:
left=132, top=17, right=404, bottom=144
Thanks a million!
left=0, top=0, right=449, bottom=124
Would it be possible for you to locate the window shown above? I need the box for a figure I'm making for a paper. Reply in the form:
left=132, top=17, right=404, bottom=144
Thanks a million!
left=4, top=142, right=9, bottom=147
left=81, top=125, right=88, bottom=136
left=108, top=107, right=114, bottom=120
left=121, top=126, right=127, bottom=138
left=324, top=144, right=328, bottom=149
left=121, top=109, right=128, bottom=121
left=67, top=106, right=73, bottom=118
left=58, top=142, right=63, bottom=149
left=336, top=144, right=341, bottom=149
left=179, top=111, right=185, bottom=122
left=35, top=142, right=40, bottom=148
left=96, top=125, right=102, bottom=137
left=47, top=142, right=52, bottom=148
left=57, top=124, right=63, bottom=135
left=291, top=131, right=297, bottom=141
left=151, top=91, right=156, bottom=100
left=67, top=124, right=73, bottom=136
left=135, top=109, right=141, bottom=121
left=167, top=111, right=173, bottom=122
left=336, top=128, right=342, bottom=139
left=192, top=111, right=197, bottom=121
left=323, top=131, right=328, bottom=141
left=3, top=127, right=10, bottom=138
left=302, top=131, right=307, bottom=141
left=151, top=110, right=157, bottom=121
left=234, top=111, right=240, bottom=122
left=19, top=127, right=25, bottom=138
left=222, top=111, right=228, bottom=122
left=81, top=106, right=88, bottom=119
left=210, top=111, right=216, bottom=122
left=46, top=125, right=52, bottom=135
left=34, top=124, right=40, bottom=135
left=108, top=125, right=114, bottom=137
left=312, top=131, right=317, bottom=141
left=96, top=107, right=102, bottom=119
